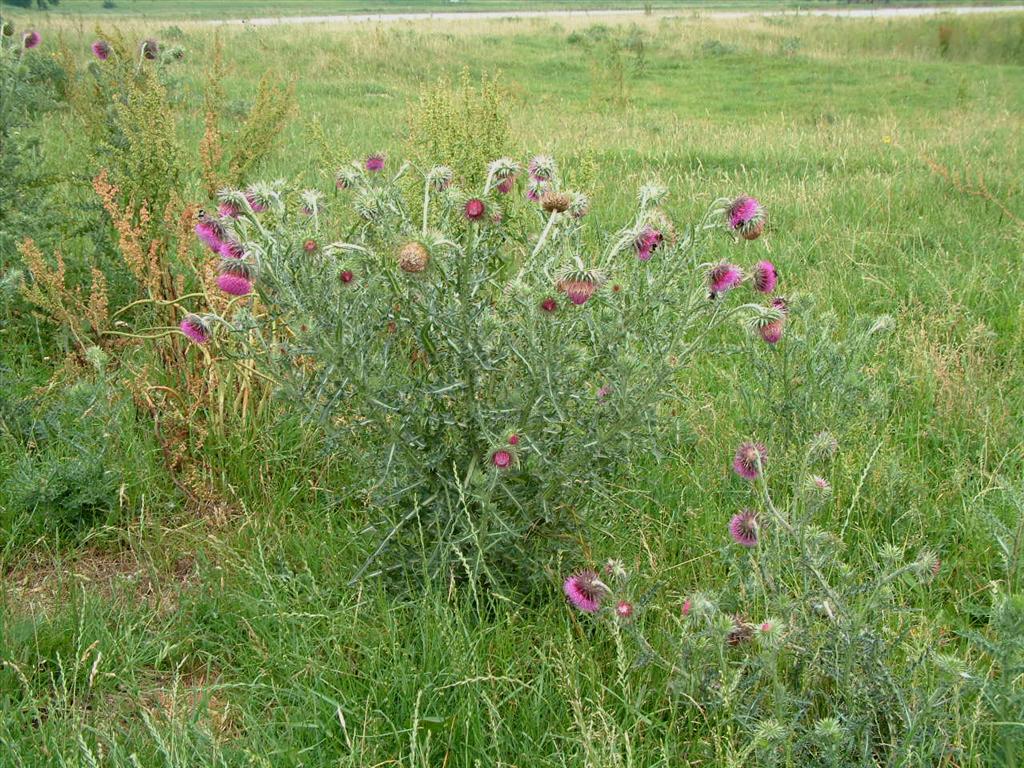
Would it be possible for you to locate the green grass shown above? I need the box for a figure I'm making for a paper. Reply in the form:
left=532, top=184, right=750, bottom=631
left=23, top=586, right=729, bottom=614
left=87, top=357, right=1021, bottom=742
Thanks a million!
left=2, top=8, right=1024, bottom=766
left=6, top=0, right=1024, bottom=21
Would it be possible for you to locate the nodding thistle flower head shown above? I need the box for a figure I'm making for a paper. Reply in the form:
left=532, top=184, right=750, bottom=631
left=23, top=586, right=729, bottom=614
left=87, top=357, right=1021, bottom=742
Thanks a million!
left=568, top=192, right=590, bottom=219
left=23, top=30, right=41, bottom=49
left=540, top=296, right=558, bottom=314
left=364, top=153, right=386, bottom=173
left=751, top=260, right=778, bottom=293
left=216, top=261, right=254, bottom=296
left=541, top=191, right=571, bottom=213
left=525, top=178, right=549, bottom=203
left=91, top=39, right=111, bottom=60
left=727, top=195, right=766, bottom=240
left=180, top=314, right=210, bottom=345
left=141, top=38, right=159, bottom=60
left=708, top=262, right=743, bottom=296
left=219, top=239, right=245, bottom=260
left=563, top=570, right=606, bottom=613
left=615, top=601, right=634, bottom=619
left=300, top=189, right=324, bottom=216
left=747, top=303, right=787, bottom=345
left=464, top=198, right=486, bottom=221
left=195, top=211, right=226, bottom=252
left=397, top=241, right=430, bottom=273
left=245, top=182, right=279, bottom=213
left=496, top=176, right=515, bottom=194
left=528, top=154, right=557, bottom=182
left=634, top=227, right=663, bottom=261
left=339, top=269, right=355, bottom=285
left=556, top=265, right=606, bottom=306
left=733, top=441, right=767, bottom=480
left=303, top=239, right=318, bottom=254
left=729, top=509, right=760, bottom=547
left=428, top=165, right=454, bottom=192
left=488, top=157, right=519, bottom=182
left=757, top=618, right=784, bottom=646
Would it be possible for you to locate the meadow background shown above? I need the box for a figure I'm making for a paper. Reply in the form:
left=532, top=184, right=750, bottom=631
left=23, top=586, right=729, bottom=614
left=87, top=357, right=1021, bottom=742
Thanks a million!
left=1, top=2, right=1022, bottom=765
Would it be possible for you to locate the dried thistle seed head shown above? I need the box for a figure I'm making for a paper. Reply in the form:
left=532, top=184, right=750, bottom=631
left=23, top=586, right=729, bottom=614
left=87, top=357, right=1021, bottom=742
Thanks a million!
left=398, top=241, right=430, bottom=273
left=541, top=191, right=571, bottom=213
left=726, top=615, right=754, bottom=646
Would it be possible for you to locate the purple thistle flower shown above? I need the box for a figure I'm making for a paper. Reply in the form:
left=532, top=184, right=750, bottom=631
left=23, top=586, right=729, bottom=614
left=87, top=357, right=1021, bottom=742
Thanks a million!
left=751, top=260, right=778, bottom=293
left=179, top=314, right=210, bottom=345
left=729, top=510, right=760, bottom=547
left=23, top=30, right=41, bottom=50
left=244, top=192, right=267, bottom=213
left=496, top=175, right=515, bottom=194
left=218, top=240, right=245, bottom=260
left=708, top=263, right=743, bottom=297
left=540, top=296, right=558, bottom=314
left=733, top=441, right=767, bottom=480
left=217, top=273, right=252, bottom=296
left=634, top=227, right=663, bottom=261
left=464, top=198, right=486, bottom=221
left=365, top=153, right=385, bottom=173
left=195, top=213, right=225, bottom=252
left=340, top=269, right=354, bottom=284
left=218, top=200, right=241, bottom=219
left=597, top=385, right=611, bottom=401
left=525, top=178, right=548, bottom=203
left=91, top=40, right=111, bottom=61
left=615, top=601, right=634, bottom=619
left=563, top=570, right=605, bottom=613
left=490, top=448, right=513, bottom=470
left=141, top=39, right=159, bottom=60
left=770, top=296, right=789, bottom=315
left=759, top=320, right=784, bottom=344
left=727, top=196, right=766, bottom=240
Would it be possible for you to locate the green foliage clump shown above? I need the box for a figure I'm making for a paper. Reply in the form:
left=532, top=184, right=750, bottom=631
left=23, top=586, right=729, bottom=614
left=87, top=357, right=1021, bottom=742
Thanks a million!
left=407, top=70, right=513, bottom=188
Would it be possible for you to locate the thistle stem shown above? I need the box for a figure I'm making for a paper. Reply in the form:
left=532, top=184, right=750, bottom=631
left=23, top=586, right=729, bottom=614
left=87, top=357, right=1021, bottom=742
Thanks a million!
left=532, top=211, right=559, bottom=259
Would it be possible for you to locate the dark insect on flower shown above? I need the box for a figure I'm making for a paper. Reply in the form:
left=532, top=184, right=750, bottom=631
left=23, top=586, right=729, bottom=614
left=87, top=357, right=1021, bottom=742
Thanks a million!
left=634, top=227, right=663, bottom=261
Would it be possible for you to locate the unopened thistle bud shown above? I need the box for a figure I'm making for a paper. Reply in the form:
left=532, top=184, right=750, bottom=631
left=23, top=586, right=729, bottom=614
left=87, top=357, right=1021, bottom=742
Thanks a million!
left=336, top=167, right=359, bottom=190
left=464, top=198, right=486, bottom=221
left=429, top=165, right=454, bottom=192
left=808, top=430, right=839, bottom=461
left=339, top=269, right=355, bottom=285
left=398, top=241, right=430, bottom=273
left=568, top=192, right=590, bottom=219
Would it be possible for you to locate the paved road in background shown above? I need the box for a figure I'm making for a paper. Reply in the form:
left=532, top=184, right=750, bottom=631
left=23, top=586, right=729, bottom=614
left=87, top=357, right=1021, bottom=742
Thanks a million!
left=211, top=4, right=1024, bottom=26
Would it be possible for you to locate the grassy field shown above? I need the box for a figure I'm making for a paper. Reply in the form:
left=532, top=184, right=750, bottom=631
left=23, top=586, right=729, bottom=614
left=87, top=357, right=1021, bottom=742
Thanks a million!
left=1, top=5, right=1023, bottom=767
left=5, top=0, right=1024, bottom=21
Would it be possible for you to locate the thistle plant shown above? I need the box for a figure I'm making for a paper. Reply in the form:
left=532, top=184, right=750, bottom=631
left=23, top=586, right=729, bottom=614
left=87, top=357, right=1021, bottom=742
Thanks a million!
left=187, top=157, right=780, bottom=586
left=562, top=432, right=971, bottom=766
